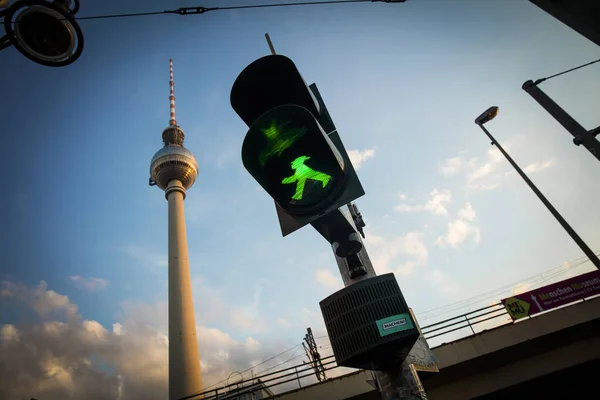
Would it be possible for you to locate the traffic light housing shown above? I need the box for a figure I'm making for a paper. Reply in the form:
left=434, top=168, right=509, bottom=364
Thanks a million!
left=231, top=55, right=364, bottom=235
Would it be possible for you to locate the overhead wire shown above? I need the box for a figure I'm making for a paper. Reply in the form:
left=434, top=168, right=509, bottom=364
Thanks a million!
left=416, top=251, right=598, bottom=321
left=534, top=57, right=600, bottom=85
left=69, top=0, right=394, bottom=22
left=199, top=0, right=376, bottom=12
left=74, top=10, right=167, bottom=20
left=207, top=336, right=334, bottom=395
left=202, top=342, right=303, bottom=390
left=203, top=334, right=332, bottom=391
left=418, top=256, right=592, bottom=320
left=256, top=348, right=306, bottom=375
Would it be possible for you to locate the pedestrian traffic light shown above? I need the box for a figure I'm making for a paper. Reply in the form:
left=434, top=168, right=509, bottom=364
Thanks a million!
left=231, top=55, right=364, bottom=234
left=242, top=104, right=347, bottom=215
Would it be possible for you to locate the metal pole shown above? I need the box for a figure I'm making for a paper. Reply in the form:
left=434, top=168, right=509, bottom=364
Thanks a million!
left=295, top=367, right=301, bottom=388
left=477, top=123, right=600, bottom=270
left=332, top=226, right=428, bottom=400
left=265, top=33, right=276, bottom=55
left=522, top=80, right=600, bottom=162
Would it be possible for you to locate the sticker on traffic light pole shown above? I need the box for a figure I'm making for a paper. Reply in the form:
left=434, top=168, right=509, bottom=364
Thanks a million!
left=242, top=105, right=346, bottom=214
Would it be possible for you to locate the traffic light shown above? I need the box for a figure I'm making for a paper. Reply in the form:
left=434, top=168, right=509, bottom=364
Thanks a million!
left=231, top=55, right=364, bottom=235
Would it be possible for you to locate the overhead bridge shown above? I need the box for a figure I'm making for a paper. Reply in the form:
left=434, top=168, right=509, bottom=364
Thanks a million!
left=424, top=296, right=600, bottom=399
left=268, top=296, right=600, bottom=400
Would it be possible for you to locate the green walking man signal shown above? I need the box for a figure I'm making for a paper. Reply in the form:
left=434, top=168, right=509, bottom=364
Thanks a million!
left=282, top=156, right=332, bottom=201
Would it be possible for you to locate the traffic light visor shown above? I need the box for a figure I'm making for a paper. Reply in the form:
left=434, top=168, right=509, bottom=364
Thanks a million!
left=231, top=55, right=320, bottom=127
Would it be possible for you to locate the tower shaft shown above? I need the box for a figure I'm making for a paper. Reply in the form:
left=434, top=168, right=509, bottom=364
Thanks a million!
left=167, top=179, right=203, bottom=399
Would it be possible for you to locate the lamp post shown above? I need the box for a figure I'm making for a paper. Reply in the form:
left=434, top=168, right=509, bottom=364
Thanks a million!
left=475, top=106, right=600, bottom=270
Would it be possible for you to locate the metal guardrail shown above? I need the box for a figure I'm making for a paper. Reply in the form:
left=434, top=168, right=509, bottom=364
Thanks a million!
left=179, top=356, right=337, bottom=400
left=194, top=294, right=600, bottom=399
left=420, top=302, right=510, bottom=340
left=185, top=303, right=512, bottom=400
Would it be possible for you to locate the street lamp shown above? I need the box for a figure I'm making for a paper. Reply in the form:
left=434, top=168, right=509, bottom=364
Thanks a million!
left=475, top=106, right=600, bottom=270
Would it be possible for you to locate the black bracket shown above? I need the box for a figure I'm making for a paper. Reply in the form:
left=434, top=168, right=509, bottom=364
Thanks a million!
left=171, top=6, right=217, bottom=15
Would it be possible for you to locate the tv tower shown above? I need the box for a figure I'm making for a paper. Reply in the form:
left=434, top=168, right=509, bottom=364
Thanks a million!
left=150, top=59, right=203, bottom=400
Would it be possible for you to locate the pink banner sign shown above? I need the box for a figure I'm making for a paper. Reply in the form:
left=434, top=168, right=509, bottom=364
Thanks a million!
left=501, top=270, right=600, bottom=320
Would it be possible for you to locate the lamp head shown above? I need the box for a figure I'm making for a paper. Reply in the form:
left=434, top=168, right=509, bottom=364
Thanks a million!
left=475, top=106, right=499, bottom=125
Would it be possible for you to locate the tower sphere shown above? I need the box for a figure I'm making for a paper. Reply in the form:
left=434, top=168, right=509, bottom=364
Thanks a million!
left=150, top=142, right=199, bottom=190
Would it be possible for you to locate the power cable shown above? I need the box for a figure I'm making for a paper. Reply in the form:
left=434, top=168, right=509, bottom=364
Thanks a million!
left=69, top=0, right=402, bottom=22
left=417, top=252, right=593, bottom=315
left=534, top=57, right=600, bottom=85
left=202, top=342, right=303, bottom=390
left=416, top=251, right=598, bottom=321
left=257, top=349, right=306, bottom=375
left=74, top=11, right=167, bottom=20
left=418, top=260, right=588, bottom=321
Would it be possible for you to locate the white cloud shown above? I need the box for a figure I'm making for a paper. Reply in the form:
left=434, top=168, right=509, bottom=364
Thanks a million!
left=469, top=183, right=500, bottom=191
left=315, top=269, right=342, bottom=290
left=467, top=147, right=503, bottom=184
left=487, top=146, right=504, bottom=164
left=365, top=232, right=428, bottom=276
left=457, top=202, right=476, bottom=221
left=1, top=324, right=18, bottom=341
left=523, top=159, right=555, bottom=174
left=229, top=307, right=266, bottom=333
left=439, top=157, right=464, bottom=176
left=441, top=140, right=555, bottom=191
left=0, top=280, right=299, bottom=400
left=228, top=287, right=267, bottom=334
left=192, top=276, right=226, bottom=325
left=428, top=269, right=460, bottom=295
left=436, top=219, right=481, bottom=248
left=276, top=318, right=291, bottom=328
left=347, top=148, right=376, bottom=170
left=1, top=280, right=78, bottom=320
left=468, top=161, right=495, bottom=182
left=70, top=276, right=109, bottom=292
left=395, top=188, right=452, bottom=217
left=436, top=203, right=481, bottom=248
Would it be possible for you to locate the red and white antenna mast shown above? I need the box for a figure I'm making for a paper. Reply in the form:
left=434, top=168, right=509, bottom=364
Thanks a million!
left=169, top=58, right=177, bottom=127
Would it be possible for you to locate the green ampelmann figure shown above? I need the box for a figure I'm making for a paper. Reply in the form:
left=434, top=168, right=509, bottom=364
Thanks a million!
left=282, top=156, right=332, bottom=201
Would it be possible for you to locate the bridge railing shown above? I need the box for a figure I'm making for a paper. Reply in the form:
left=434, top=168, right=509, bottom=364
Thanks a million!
left=420, top=302, right=510, bottom=341
left=189, top=303, right=513, bottom=400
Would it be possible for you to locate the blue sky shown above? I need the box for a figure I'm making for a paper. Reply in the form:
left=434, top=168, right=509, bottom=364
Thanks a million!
left=1, top=0, right=599, bottom=398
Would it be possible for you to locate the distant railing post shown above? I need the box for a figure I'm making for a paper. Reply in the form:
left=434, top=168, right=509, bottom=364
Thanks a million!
left=465, top=315, right=475, bottom=334
left=295, top=366, right=301, bottom=388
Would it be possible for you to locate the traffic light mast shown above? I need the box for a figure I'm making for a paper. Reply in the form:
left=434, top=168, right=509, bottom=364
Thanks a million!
left=231, top=52, right=428, bottom=400
left=331, top=203, right=428, bottom=399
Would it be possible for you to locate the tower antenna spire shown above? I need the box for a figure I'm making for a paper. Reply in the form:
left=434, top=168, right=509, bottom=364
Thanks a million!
left=169, top=58, right=177, bottom=127
left=161, top=59, right=185, bottom=146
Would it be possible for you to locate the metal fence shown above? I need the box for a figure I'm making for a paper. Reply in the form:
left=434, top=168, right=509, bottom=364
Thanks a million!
left=421, top=302, right=510, bottom=340
left=179, top=356, right=338, bottom=399
left=182, top=303, right=513, bottom=400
